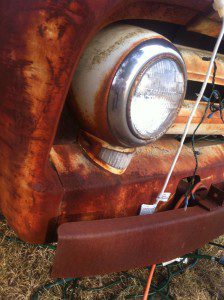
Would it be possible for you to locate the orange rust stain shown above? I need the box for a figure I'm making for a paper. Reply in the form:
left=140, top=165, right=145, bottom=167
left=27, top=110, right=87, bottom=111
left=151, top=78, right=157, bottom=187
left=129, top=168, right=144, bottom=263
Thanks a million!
left=107, top=1, right=200, bottom=26
left=51, top=138, right=224, bottom=225
left=0, top=0, right=215, bottom=243
left=187, top=15, right=221, bottom=38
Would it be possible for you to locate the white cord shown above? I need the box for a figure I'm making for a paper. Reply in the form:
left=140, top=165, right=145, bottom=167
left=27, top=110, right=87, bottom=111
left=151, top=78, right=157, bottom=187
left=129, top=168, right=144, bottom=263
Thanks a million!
left=156, top=17, right=224, bottom=204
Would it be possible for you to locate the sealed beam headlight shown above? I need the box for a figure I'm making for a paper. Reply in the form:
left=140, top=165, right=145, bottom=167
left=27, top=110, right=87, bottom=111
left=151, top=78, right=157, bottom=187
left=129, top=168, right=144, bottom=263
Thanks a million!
left=71, top=25, right=187, bottom=173
left=108, top=38, right=187, bottom=147
left=128, top=58, right=185, bottom=141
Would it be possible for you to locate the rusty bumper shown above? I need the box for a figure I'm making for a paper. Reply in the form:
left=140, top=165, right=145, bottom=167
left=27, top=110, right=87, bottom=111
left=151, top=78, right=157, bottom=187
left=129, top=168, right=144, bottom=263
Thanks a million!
left=52, top=199, right=224, bottom=278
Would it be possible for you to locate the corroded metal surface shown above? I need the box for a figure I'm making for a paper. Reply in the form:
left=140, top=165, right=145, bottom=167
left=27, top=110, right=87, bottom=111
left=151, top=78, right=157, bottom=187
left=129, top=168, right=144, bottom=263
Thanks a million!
left=168, top=100, right=224, bottom=135
left=50, top=139, right=224, bottom=224
left=178, top=46, right=224, bottom=85
left=0, top=0, right=215, bottom=243
left=187, top=11, right=222, bottom=38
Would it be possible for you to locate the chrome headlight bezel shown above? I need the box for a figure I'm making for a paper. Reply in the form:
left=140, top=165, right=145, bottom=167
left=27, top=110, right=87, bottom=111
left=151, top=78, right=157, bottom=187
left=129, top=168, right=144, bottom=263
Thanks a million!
left=108, top=38, right=187, bottom=147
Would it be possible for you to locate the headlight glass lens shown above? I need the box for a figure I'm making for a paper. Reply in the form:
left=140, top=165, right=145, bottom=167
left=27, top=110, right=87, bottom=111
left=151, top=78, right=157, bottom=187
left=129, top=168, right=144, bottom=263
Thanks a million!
left=128, top=58, right=185, bottom=140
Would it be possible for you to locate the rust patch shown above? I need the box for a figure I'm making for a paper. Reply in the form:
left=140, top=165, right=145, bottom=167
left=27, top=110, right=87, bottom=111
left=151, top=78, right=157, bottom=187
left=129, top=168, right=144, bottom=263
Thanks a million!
left=0, top=0, right=215, bottom=243
left=187, top=13, right=221, bottom=38
left=178, top=46, right=224, bottom=85
left=107, top=1, right=203, bottom=26
left=168, top=100, right=224, bottom=135
left=50, top=138, right=224, bottom=225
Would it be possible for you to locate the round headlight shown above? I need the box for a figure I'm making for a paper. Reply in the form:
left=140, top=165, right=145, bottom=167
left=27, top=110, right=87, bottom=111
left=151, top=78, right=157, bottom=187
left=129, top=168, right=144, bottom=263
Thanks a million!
left=108, top=38, right=186, bottom=147
left=71, top=25, right=187, bottom=149
left=128, top=58, right=185, bottom=140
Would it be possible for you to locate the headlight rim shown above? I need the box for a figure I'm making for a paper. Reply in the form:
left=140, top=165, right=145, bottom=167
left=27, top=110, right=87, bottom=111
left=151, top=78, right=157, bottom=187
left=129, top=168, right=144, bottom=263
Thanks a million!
left=107, top=38, right=187, bottom=148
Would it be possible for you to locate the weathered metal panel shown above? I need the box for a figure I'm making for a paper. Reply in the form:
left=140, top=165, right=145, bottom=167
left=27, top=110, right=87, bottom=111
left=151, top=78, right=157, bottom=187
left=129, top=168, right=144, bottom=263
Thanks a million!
left=187, top=12, right=222, bottom=38
left=0, top=0, right=215, bottom=243
left=178, top=45, right=224, bottom=85
left=50, top=139, right=224, bottom=224
left=168, top=100, right=224, bottom=135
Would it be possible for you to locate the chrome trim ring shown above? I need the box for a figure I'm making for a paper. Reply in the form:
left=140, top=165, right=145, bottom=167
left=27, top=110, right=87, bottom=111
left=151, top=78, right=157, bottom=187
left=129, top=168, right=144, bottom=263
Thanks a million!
left=107, top=38, right=187, bottom=147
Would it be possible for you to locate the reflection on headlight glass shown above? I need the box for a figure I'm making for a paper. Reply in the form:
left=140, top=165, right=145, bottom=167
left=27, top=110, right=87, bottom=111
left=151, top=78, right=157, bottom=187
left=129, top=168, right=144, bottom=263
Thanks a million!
left=129, top=58, right=184, bottom=140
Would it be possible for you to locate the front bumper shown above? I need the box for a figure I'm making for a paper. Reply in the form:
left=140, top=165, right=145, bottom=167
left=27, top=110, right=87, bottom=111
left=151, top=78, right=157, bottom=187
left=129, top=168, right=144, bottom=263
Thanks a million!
left=52, top=184, right=224, bottom=278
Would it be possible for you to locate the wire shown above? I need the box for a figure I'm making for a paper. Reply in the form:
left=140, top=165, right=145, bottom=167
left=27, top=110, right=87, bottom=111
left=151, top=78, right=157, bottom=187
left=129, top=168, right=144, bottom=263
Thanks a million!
left=143, top=264, right=156, bottom=300
left=156, top=17, right=224, bottom=205
left=1, top=223, right=221, bottom=299
left=31, top=278, right=75, bottom=300
left=184, top=63, right=217, bottom=202
left=208, top=89, right=224, bottom=122
left=31, top=257, right=200, bottom=300
left=174, top=182, right=207, bottom=209
left=143, top=180, right=207, bottom=299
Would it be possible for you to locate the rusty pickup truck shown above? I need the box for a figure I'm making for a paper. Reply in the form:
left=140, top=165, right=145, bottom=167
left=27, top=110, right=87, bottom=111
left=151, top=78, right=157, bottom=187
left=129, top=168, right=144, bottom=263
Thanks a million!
left=0, top=0, right=223, bottom=278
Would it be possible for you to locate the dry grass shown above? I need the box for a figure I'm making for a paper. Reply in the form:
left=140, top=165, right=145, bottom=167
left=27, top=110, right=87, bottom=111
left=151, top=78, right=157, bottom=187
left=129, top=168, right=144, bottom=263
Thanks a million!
left=0, top=217, right=223, bottom=300
left=169, top=241, right=224, bottom=300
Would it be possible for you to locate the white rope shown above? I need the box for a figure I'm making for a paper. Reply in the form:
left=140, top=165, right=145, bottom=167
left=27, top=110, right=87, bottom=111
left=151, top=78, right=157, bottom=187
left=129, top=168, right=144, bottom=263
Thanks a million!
left=156, top=17, right=224, bottom=205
